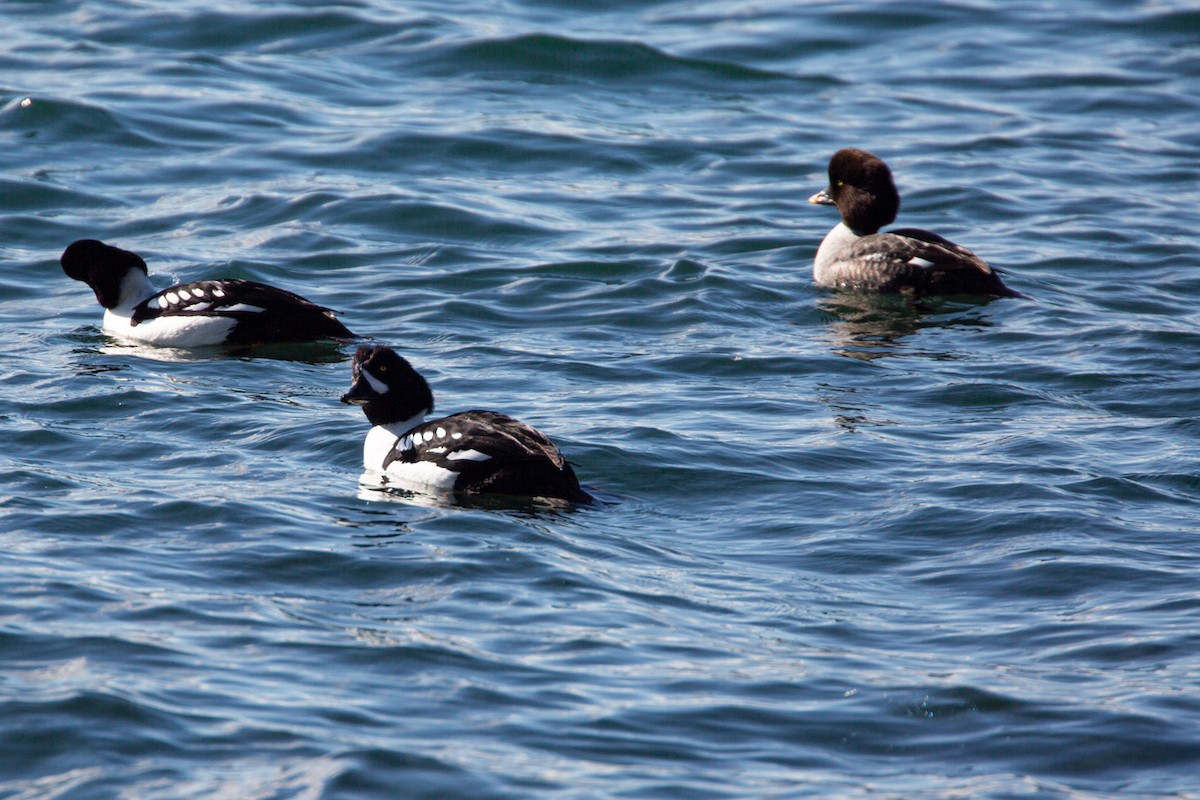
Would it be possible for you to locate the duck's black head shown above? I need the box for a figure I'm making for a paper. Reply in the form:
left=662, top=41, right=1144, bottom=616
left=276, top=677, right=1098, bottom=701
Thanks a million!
left=809, top=148, right=900, bottom=235
left=60, top=239, right=148, bottom=309
left=341, top=344, right=435, bottom=427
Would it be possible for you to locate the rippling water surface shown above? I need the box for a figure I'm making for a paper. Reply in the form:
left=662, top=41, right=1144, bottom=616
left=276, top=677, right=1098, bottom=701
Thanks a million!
left=3, top=1, right=1200, bottom=797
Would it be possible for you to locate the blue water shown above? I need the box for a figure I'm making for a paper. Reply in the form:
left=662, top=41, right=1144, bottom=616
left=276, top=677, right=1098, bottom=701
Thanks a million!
left=4, top=1, right=1200, bottom=797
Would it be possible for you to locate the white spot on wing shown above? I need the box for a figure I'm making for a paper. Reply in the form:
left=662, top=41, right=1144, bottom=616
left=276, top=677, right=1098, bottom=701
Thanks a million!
left=221, top=303, right=266, bottom=313
left=450, top=431, right=463, bottom=440
left=165, top=292, right=179, bottom=305
left=212, top=287, right=225, bottom=298
left=447, top=449, right=492, bottom=462
left=435, top=427, right=446, bottom=438
left=422, top=430, right=434, bottom=442
left=177, top=288, right=192, bottom=301
left=908, top=257, right=935, bottom=269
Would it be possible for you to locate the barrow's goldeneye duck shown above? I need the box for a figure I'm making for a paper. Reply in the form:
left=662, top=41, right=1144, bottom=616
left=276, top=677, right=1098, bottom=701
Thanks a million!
left=341, top=345, right=591, bottom=503
left=60, top=238, right=355, bottom=347
left=809, top=148, right=1021, bottom=298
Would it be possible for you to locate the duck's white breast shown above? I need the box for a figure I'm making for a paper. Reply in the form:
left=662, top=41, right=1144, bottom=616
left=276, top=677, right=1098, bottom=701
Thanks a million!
left=362, top=425, right=459, bottom=493
left=813, top=222, right=861, bottom=286
left=103, top=309, right=237, bottom=347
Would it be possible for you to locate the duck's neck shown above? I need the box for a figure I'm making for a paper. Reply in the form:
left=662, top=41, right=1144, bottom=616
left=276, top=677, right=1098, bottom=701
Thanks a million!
left=376, top=411, right=428, bottom=437
left=112, top=269, right=157, bottom=315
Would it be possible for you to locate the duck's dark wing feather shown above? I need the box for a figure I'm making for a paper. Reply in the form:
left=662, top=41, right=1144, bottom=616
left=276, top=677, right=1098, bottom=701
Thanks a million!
left=886, top=228, right=995, bottom=274
left=131, top=279, right=353, bottom=342
left=384, top=410, right=588, bottom=501
left=845, top=229, right=1016, bottom=297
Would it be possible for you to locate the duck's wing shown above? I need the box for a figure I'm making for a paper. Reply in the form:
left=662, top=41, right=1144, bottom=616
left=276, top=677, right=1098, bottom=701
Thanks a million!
left=383, top=411, right=585, bottom=500
left=886, top=228, right=996, bottom=275
left=132, top=279, right=352, bottom=340
left=384, top=411, right=568, bottom=471
left=841, top=229, right=1014, bottom=297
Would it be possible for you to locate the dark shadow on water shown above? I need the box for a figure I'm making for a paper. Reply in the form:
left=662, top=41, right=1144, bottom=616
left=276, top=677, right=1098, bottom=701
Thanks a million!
left=225, top=337, right=359, bottom=364
left=813, top=382, right=901, bottom=435
left=355, top=480, right=610, bottom=515
left=815, top=291, right=1006, bottom=363
left=63, top=326, right=357, bottom=365
left=811, top=290, right=1016, bottom=434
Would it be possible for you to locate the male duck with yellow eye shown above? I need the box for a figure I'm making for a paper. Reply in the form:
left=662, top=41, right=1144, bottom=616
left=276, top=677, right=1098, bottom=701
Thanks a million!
left=809, top=148, right=1021, bottom=298
left=341, top=345, right=591, bottom=504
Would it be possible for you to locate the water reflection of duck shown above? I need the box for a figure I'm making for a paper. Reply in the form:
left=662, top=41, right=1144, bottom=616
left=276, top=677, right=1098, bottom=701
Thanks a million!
left=816, top=292, right=998, bottom=364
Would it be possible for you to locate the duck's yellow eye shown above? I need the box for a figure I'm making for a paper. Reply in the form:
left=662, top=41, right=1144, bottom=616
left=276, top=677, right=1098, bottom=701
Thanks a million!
left=837, top=180, right=844, bottom=187
left=378, top=365, right=388, bottom=373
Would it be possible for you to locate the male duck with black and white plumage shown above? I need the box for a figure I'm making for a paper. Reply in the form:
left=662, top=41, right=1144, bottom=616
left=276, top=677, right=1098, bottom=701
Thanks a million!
left=341, top=344, right=592, bottom=504
left=61, top=239, right=355, bottom=347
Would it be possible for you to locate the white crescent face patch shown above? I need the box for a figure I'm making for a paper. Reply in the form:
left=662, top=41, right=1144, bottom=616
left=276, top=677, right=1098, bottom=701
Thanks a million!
left=362, top=368, right=389, bottom=394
